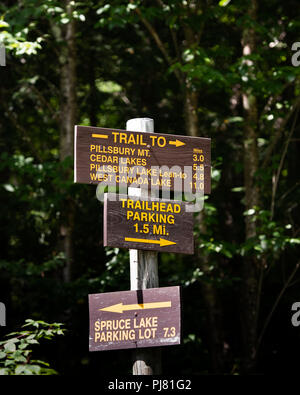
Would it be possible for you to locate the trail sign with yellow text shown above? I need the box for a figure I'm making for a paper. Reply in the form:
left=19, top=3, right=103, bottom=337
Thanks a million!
left=74, top=125, right=211, bottom=194
left=104, top=193, right=194, bottom=254
left=89, top=286, right=181, bottom=351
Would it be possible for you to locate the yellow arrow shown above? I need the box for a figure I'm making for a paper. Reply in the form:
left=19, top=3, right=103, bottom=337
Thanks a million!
left=169, top=139, right=185, bottom=147
left=125, top=237, right=176, bottom=247
left=92, top=133, right=108, bottom=139
left=99, top=301, right=172, bottom=314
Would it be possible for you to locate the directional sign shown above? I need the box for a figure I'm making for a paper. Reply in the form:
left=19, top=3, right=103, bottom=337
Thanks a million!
left=104, top=193, right=194, bottom=254
left=74, top=125, right=211, bottom=194
left=89, top=286, right=181, bottom=351
left=100, top=301, right=172, bottom=314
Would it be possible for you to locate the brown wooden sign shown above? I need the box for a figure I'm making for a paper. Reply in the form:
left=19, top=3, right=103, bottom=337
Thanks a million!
left=74, top=125, right=211, bottom=194
left=89, top=286, right=181, bottom=352
left=104, top=193, right=194, bottom=254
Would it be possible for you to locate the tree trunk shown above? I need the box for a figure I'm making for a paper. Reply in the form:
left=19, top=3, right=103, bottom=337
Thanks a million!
left=60, top=2, right=76, bottom=161
left=195, top=226, right=226, bottom=373
left=134, top=2, right=226, bottom=372
left=184, top=83, right=199, bottom=137
left=184, top=84, right=226, bottom=373
left=240, top=0, right=260, bottom=373
left=59, top=0, right=77, bottom=283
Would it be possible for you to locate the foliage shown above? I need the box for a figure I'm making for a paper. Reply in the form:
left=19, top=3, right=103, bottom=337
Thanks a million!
left=0, top=0, right=299, bottom=375
left=0, top=319, right=65, bottom=375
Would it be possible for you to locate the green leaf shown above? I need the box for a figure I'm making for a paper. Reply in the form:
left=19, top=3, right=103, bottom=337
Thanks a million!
left=219, top=0, right=231, bottom=6
left=14, top=355, right=27, bottom=363
left=4, top=341, right=16, bottom=353
left=224, top=116, right=244, bottom=123
left=231, top=186, right=245, bottom=192
left=26, top=365, right=41, bottom=374
left=27, top=339, right=39, bottom=345
left=96, top=4, right=110, bottom=15
left=289, top=238, right=300, bottom=244
left=0, top=351, right=7, bottom=359
left=244, top=208, right=255, bottom=216
left=0, top=368, right=8, bottom=375
left=3, top=184, right=15, bottom=192
left=0, top=20, right=9, bottom=28
left=61, top=17, right=70, bottom=24
left=15, top=365, right=26, bottom=375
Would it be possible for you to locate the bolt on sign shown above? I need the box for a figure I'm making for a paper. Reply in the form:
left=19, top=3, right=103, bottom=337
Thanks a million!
left=104, top=193, right=194, bottom=254
left=89, top=286, right=181, bottom=351
left=74, top=125, right=211, bottom=194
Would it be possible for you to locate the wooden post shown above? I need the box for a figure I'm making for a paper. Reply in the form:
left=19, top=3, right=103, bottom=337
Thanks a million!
left=126, top=118, right=162, bottom=375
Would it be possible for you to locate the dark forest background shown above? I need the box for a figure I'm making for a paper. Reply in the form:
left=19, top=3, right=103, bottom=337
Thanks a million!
left=0, top=0, right=299, bottom=375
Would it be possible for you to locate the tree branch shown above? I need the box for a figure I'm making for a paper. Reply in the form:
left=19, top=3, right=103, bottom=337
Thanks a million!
left=270, top=105, right=299, bottom=219
left=170, top=27, right=181, bottom=63
left=259, top=80, right=294, bottom=124
left=255, top=261, right=300, bottom=357
left=1, top=102, right=43, bottom=163
left=262, top=95, right=300, bottom=168
left=27, top=84, right=59, bottom=120
left=132, top=2, right=184, bottom=87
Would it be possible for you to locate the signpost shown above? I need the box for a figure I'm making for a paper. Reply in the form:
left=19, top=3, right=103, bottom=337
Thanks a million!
left=74, top=117, right=211, bottom=375
left=126, top=118, right=161, bottom=375
left=104, top=193, right=194, bottom=255
left=89, top=286, right=181, bottom=352
left=74, top=124, right=211, bottom=194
